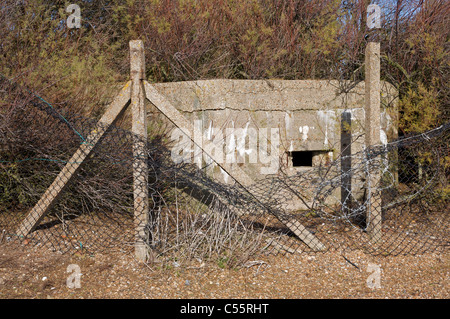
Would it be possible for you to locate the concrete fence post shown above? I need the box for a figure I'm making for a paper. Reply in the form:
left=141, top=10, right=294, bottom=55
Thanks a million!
left=341, top=110, right=352, bottom=217
left=365, top=41, right=382, bottom=243
left=130, top=40, right=150, bottom=261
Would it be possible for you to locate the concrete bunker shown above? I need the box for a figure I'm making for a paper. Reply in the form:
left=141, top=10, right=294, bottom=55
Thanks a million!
left=150, top=79, right=398, bottom=183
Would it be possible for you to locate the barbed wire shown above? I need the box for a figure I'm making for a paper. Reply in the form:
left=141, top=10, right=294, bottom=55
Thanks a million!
left=0, top=76, right=448, bottom=263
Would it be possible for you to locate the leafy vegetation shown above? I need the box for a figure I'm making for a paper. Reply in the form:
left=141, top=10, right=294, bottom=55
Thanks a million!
left=0, top=0, right=447, bottom=131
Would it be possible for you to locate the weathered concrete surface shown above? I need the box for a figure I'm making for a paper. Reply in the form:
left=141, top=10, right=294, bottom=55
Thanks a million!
left=150, top=79, right=397, bottom=186
left=145, top=80, right=326, bottom=250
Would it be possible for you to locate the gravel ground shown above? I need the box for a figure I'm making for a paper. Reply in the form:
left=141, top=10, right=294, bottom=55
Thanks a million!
left=0, top=241, right=448, bottom=299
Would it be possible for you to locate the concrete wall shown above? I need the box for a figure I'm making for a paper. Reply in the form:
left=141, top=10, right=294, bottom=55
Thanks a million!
left=150, top=79, right=398, bottom=185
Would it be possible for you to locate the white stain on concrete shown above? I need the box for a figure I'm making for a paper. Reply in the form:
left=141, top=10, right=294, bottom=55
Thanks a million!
left=203, top=120, right=215, bottom=168
left=236, top=121, right=253, bottom=157
left=285, top=111, right=292, bottom=136
left=289, top=140, right=294, bottom=152
left=206, top=120, right=214, bottom=141
left=298, top=125, right=310, bottom=141
left=380, top=129, right=387, bottom=145
left=227, top=121, right=236, bottom=155
left=324, top=128, right=329, bottom=146
left=317, top=110, right=336, bottom=147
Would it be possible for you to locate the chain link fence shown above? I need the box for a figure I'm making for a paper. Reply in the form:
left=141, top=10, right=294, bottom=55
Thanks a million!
left=1, top=76, right=448, bottom=265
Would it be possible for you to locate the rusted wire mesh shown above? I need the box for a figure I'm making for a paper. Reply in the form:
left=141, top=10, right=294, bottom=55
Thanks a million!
left=0, top=76, right=448, bottom=262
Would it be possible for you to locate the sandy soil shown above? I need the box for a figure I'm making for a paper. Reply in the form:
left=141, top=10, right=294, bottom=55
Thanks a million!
left=0, top=241, right=448, bottom=299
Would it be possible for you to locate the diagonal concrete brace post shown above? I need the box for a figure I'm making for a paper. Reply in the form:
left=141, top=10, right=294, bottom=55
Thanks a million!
left=15, top=83, right=132, bottom=238
left=143, top=81, right=325, bottom=251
